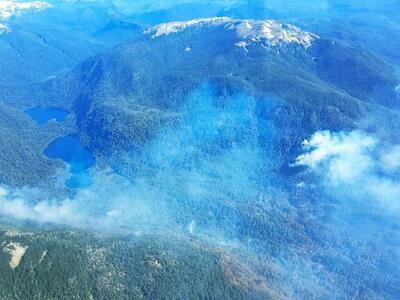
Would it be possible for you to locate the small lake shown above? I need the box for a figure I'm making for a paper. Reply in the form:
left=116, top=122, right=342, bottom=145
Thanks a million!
left=26, top=107, right=69, bottom=125
left=44, top=136, right=95, bottom=188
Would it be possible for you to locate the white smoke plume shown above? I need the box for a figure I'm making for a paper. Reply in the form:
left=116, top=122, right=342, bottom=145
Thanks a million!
left=296, top=130, right=400, bottom=213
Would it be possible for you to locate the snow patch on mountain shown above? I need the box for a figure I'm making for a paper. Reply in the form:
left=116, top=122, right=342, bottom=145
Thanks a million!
left=146, top=17, right=230, bottom=37
left=0, top=22, right=9, bottom=33
left=146, top=17, right=319, bottom=49
left=0, top=0, right=51, bottom=33
left=0, top=1, right=51, bottom=19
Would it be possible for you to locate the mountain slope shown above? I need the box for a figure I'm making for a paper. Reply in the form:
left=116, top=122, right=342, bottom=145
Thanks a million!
left=0, top=15, right=399, bottom=300
left=0, top=227, right=267, bottom=300
left=42, top=17, right=398, bottom=169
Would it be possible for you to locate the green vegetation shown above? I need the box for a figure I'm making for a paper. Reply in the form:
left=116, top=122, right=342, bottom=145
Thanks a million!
left=0, top=227, right=265, bottom=300
left=0, top=103, right=76, bottom=187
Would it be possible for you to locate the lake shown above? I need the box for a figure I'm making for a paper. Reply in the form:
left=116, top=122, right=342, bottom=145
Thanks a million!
left=26, top=107, right=69, bottom=125
left=44, top=135, right=95, bottom=188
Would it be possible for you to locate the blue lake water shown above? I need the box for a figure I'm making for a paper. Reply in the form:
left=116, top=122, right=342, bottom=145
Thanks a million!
left=26, top=107, right=69, bottom=125
left=44, top=136, right=95, bottom=188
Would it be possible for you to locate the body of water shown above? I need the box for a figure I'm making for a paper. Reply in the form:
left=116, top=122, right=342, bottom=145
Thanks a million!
left=44, top=135, right=95, bottom=188
left=26, top=107, right=69, bottom=125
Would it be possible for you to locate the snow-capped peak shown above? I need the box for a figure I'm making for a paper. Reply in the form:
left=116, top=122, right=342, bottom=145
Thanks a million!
left=146, top=17, right=319, bottom=49
left=145, top=17, right=231, bottom=38
left=0, top=1, right=51, bottom=19
left=0, top=0, right=52, bottom=34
